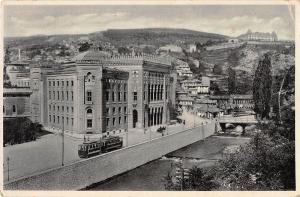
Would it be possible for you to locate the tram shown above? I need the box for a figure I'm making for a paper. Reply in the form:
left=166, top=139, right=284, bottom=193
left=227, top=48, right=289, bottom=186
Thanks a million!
left=78, top=136, right=123, bottom=158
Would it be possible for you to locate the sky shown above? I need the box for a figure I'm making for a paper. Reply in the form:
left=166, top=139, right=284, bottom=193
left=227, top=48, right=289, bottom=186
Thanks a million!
left=4, top=5, right=295, bottom=40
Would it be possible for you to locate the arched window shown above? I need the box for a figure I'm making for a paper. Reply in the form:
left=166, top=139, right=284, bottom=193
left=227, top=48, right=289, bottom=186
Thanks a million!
left=87, top=109, right=93, bottom=114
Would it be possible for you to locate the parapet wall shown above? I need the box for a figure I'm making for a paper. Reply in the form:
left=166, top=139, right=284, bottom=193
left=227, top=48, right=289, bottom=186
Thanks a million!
left=5, top=121, right=217, bottom=190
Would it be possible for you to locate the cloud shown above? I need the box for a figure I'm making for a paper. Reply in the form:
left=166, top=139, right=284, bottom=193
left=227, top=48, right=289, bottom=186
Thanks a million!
left=5, top=11, right=294, bottom=40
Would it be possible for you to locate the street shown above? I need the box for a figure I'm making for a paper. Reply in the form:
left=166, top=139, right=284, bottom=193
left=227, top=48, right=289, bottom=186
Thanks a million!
left=4, top=111, right=211, bottom=182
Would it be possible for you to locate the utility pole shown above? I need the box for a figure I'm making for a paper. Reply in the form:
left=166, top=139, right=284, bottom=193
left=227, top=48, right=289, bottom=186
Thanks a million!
left=62, top=117, right=64, bottom=166
left=7, top=157, right=10, bottom=181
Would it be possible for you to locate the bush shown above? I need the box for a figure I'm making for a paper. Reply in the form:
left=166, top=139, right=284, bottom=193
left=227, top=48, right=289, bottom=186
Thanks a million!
left=3, top=118, right=45, bottom=146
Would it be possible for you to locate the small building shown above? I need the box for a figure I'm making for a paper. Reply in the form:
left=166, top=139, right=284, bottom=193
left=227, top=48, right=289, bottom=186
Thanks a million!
left=5, top=61, right=30, bottom=87
left=159, top=44, right=183, bottom=53
left=189, top=44, right=197, bottom=53
left=3, top=88, right=32, bottom=119
left=178, top=95, right=194, bottom=111
left=209, top=94, right=254, bottom=113
left=194, top=104, right=224, bottom=119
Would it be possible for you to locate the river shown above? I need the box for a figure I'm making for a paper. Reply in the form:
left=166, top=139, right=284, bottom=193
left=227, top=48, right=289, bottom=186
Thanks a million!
left=86, top=136, right=250, bottom=191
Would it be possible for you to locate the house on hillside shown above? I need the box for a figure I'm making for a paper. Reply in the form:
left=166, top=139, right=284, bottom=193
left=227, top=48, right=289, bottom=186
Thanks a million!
left=189, top=44, right=197, bottom=53
left=159, top=44, right=183, bottom=53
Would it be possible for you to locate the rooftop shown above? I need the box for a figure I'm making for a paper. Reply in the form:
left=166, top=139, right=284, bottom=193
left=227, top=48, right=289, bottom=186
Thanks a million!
left=4, top=88, right=32, bottom=95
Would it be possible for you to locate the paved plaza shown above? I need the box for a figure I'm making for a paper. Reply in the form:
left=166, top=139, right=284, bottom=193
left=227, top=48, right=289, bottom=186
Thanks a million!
left=3, top=111, right=212, bottom=182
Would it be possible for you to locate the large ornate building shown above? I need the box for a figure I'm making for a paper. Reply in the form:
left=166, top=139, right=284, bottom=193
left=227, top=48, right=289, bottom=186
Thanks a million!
left=30, top=49, right=176, bottom=136
left=238, top=30, right=278, bottom=42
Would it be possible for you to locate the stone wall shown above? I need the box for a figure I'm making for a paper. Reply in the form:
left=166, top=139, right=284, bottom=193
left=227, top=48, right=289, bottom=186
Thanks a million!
left=5, top=121, right=217, bottom=190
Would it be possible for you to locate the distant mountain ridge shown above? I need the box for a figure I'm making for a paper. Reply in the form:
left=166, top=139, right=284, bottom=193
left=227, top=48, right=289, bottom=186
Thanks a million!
left=5, top=28, right=228, bottom=48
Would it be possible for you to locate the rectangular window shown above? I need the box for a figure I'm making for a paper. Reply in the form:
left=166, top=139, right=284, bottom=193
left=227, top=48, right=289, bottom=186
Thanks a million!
left=119, top=117, right=121, bottom=124
left=62, top=81, right=64, bottom=86
left=49, top=105, right=51, bottom=111
left=57, top=81, right=59, bottom=86
left=106, top=108, right=109, bottom=114
left=124, top=107, right=127, bottom=114
left=71, top=80, right=74, bottom=86
left=62, top=91, right=64, bottom=100
left=58, top=106, right=60, bottom=112
left=53, top=115, right=55, bottom=123
left=67, top=81, right=69, bottom=86
left=112, top=92, right=115, bottom=102
left=124, top=92, right=127, bottom=101
left=143, top=91, right=146, bottom=100
left=49, top=91, right=51, bottom=99
left=49, top=81, right=51, bottom=87
left=67, top=117, right=69, bottom=125
left=106, top=118, right=109, bottom=127
left=12, top=105, right=16, bottom=113
left=57, top=116, right=60, bottom=124
left=87, top=119, right=93, bottom=128
left=124, top=116, right=127, bottom=124
left=62, top=106, right=64, bottom=112
left=49, top=115, right=51, bottom=122
left=133, top=92, right=137, bottom=101
left=71, top=91, right=74, bottom=101
left=71, top=107, right=74, bottom=113
left=53, top=81, right=55, bottom=86
left=113, top=118, right=115, bottom=126
left=113, top=107, right=115, bottom=114
left=67, top=107, right=69, bottom=113
left=57, top=91, right=60, bottom=100
left=53, top=91, right=55, bottom=100
left=118, top=107, right=121, bottom=114
left=118, top=92, right=121, bottom=102
left=106, top=91, right=109, bottom=101
left=66, top=91, right=69, bottom=100
left=71, top=118, right=74, bottom=126
left=87, top=91, right=92, bottom=101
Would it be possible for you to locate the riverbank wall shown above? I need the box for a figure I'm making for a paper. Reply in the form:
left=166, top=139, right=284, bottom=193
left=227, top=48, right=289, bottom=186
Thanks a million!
left=5, top=121, right=217, bottom=190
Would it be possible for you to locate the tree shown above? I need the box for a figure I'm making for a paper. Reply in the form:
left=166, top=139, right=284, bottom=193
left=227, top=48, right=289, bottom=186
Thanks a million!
left=228, top=66, right=236, bottom=94
left=78, top=42, right=92, bottom=52
left=253, top=54, right=272, bottom=119
left=213, top=64, right=223, bottom=75
left=4, top=47, right=10, bottom=64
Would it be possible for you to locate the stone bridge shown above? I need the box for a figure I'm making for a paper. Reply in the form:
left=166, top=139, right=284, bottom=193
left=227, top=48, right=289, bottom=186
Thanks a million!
left=218, top=115, right=258, bottom=132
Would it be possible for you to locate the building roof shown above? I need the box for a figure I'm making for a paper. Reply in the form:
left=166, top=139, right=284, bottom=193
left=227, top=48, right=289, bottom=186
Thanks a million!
left=181, top=78, right=201, bottom=84
left=196, top=98, right=217, bottom=104
left=72, top=50, right=111, bottom=62
left=194, top=104, right=223, bottom=113
left=231, top=94, right=253, bottom=99
left=178, top=95, right=194, bottom=101
left=3, top=88, right=32, bottom=96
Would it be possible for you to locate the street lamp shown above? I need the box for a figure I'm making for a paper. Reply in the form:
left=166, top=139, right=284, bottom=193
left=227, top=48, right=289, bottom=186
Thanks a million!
left=149, top=126, right=152, bottom=141
left=126, top=129, right=129, bottom=147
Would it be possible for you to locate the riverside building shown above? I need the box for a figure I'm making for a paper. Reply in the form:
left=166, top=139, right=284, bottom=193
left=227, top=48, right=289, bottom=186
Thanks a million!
left=30, top=49, right=176, bottom=135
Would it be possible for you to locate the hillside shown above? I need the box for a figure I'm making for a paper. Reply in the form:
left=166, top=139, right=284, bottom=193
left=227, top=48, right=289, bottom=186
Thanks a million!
left=93, top=28, right=227, bottom=46
left=197, top=43, right=295, bottom=94
left=5, top=28, right=228, bottom=48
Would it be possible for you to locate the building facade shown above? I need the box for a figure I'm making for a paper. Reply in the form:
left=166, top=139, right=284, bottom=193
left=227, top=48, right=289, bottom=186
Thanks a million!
left=3, top=88, right=32, bottom=119
left=30, top=50, right=176, bottom=135
left=238, top=30, right=278, bottom=42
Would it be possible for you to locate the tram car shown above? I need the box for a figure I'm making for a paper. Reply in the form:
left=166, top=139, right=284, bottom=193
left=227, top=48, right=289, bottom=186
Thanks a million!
left=78, top=136, right=123, bottom=158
